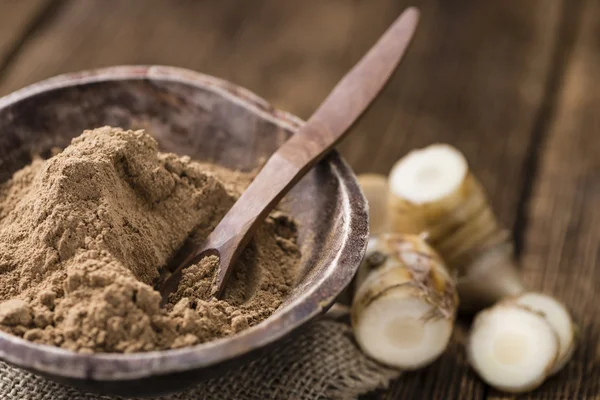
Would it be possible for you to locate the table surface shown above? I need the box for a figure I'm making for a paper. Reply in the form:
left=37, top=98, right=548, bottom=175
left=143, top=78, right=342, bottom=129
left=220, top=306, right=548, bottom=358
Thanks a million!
left=1, top=1, right=598, bottom=399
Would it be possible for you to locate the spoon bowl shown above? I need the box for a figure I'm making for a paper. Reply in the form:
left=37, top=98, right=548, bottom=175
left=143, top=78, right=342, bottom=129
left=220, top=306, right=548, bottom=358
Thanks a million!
left=0, top=66, right=368, bottom=396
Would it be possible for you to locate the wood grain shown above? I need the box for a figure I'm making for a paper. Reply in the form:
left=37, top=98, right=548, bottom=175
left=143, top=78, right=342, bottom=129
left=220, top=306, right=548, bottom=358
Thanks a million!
left=0, top=0, right=54, bottom=69
left=363, top=1, right=565, bottom=398
left=504, top=0, right=600, bottom=398
left=0, top=0, right=563, bottom=228
left=0, top=0, right=403, bottom=112
left=0, top=0, right=595, bottom=398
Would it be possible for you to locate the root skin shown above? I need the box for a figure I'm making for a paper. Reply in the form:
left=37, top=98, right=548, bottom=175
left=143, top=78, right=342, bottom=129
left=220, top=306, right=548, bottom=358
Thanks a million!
left=387, top=143, right=526, bottom=313
left=352, top=234, right=458, bottom=370
left=456, top=243, right=525, bottom=313
left=357, top=174, right=391, bottom=236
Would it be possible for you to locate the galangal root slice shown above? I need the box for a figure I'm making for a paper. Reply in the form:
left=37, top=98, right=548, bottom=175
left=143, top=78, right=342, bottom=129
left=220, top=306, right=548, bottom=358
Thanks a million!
left=357, top=173, right=391, bottom=236
left=509, top=292, right=577, bottom=375
left=351, top=233, right=458, bottom=370
left=387, top=143, right=525, bottom=311
left=468, top=292, right=576, bottom=393
left=454, top=241, right=524, bottom=313
left=468, top=304, right=559, bottom=393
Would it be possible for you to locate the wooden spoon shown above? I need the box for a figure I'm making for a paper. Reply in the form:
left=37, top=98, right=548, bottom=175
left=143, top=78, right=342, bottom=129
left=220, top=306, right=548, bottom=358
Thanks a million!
left=160, top=7, right=420, bottom=301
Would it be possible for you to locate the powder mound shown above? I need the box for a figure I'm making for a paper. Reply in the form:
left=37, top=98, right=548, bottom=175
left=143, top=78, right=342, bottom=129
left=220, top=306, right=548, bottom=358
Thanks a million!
left=0, top=127, right=300, bottom=353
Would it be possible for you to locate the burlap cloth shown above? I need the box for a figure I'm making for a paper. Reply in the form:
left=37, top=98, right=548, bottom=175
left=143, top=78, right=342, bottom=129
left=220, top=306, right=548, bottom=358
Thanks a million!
left=0, top=314, right=400, bottom=400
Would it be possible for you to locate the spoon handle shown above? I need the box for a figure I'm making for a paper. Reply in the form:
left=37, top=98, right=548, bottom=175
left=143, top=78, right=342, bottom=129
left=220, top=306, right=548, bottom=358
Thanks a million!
left=198, top=8, right=420, bottom=297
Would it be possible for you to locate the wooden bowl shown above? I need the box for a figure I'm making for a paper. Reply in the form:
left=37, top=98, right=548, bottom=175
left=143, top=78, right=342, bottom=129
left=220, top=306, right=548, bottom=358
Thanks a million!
left=0, top=66, right=368, bottom=396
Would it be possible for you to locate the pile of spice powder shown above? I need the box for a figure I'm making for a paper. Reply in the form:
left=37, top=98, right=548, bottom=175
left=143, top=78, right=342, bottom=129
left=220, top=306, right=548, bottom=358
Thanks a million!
left=0, top=127, right=301, bottom=353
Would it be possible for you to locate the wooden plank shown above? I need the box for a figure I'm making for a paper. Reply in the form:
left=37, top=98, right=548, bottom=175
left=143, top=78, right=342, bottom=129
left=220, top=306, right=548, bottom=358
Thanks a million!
left=502, top=0, right=600, bottom=398
left=0, top=0, right=563, bottom=228
left=364, top=1, right=568, bottom=397
left=0, top=0, right=571, bottom=398
left=0, top=0, right=562, bottom=225
left=0, top=0, right=54, bottom=67
left=0, top=0, right=396, bottom=109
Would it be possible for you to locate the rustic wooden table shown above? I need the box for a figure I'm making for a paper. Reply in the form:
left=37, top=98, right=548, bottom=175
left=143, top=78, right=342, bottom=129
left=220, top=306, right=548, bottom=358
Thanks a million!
left=1, top=1, right=598, bottom=399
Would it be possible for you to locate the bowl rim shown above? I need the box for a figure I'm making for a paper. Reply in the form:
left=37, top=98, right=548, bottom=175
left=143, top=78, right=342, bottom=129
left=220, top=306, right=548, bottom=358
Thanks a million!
left=0, top=65, right=369, bottom=381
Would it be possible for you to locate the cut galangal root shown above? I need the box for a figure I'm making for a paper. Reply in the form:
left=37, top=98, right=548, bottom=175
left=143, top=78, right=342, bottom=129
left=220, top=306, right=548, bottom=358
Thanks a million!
left=388, top=143, right=504, bottom=271
left=510, top=292, right=577, bottom=375
left=455, top=242, right=525, bottom=313
left=388, top=143, right=525, bottom=312
left=357, top=173, right=391, bottom=236
left=468, top=292, right=576, bottom=393
left=351, top=233, right=458, bottom=370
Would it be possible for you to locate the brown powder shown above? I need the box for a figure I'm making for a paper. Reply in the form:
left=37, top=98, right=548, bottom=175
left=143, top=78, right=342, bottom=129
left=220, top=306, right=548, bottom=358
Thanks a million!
left=0, top=127, right=300, bottom=353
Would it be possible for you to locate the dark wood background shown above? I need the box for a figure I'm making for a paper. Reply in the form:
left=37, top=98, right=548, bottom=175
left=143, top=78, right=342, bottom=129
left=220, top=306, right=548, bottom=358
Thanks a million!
left=1, top=1, right=598, bottom=399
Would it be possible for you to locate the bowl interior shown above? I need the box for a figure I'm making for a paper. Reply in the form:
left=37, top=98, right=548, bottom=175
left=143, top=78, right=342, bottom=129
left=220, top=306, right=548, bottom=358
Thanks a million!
left=0, top=73, right=345, bottom=305
left=0, top=67, right=367, bottom=385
